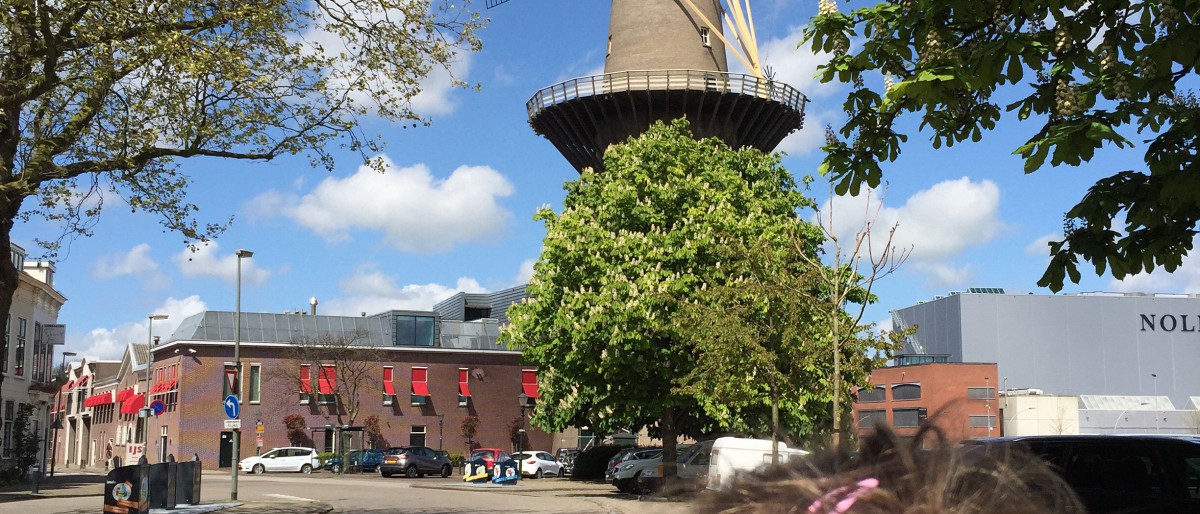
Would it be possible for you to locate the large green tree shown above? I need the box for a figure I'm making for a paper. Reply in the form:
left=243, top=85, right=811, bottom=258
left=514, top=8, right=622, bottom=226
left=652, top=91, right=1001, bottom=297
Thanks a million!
left=0, top=0, right=482, bottom=399
left=804, top=0, right=1200, bottom=291
left=503, top=120, right=822, bottom=477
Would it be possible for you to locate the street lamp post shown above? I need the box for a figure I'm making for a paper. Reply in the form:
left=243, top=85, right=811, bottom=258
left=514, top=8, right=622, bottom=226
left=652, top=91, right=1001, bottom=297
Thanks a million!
left=51, top=351, right=76, bottom=477
left=144, top=314, right=168, bottom=463
left=438, top=414, right=445, bottom=451
left=232, top=249, right=252, bottom=501
left=1151, top=373, right=1160, bottom=432
left=1113, top=402, right=1151, bottom=433
left=517, top=392, right=528, bottom=480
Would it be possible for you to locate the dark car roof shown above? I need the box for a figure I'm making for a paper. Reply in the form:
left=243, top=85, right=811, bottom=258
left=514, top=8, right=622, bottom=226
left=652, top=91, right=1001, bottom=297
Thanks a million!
left=970, top=434, right=1200, bottom=445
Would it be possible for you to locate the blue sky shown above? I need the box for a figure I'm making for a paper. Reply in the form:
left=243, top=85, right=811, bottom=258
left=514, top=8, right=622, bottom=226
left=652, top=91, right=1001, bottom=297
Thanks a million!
left=17, top=0, right=1191, bottom=361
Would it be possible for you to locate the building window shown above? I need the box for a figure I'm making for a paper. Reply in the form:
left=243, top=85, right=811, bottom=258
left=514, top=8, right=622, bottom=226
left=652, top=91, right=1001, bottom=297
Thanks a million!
left=249, top=364, right=261, bottom=404
left=1, top=400, right=13, bottom=458
left=299, top=364, right=314, bottom=404
left=967, top=387, right=995, bottom=400
left=317, top=365, right=337, bottom=405
left=891, top=383, right=921, bottom=401
left=323, top=430, right=334, bottom=453
left=969, top=415, right=998, bottom=428
left=892, top=408, right=927, bottom=428
left=13, top=318, right=26, bottom=377
left=396, top=315, right=435, bottom=346
left=857, top=409, right=886, bottom=429
left=222, top=363, right=236, bottom=398
left=856, top=386, right=886, bottom=403
left=409, top=426, right=427, bottom=447
left=458, top=368, right=471, bottom=406
left=700, top=27, right=711, bottom=47
left=411, top=367, right=429, bottom=406
left=464, top=306, right=491, bottom=321
left=383, top=366, right=395, bottom=406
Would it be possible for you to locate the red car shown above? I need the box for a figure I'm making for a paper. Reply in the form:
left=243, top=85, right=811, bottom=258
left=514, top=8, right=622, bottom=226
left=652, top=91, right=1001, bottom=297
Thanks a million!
left=468, top=448, right=512, bottom=470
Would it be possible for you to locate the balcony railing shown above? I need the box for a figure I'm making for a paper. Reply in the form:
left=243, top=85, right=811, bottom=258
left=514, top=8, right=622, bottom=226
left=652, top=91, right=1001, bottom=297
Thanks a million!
left=527, top=69, right=807, bottom=119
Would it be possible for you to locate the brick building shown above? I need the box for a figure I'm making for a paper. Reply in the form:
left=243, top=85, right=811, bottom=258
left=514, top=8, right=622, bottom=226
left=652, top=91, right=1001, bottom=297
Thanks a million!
left=852, top=362, right=1000, bottom=442
left=146, top=308, right=549, bottom=467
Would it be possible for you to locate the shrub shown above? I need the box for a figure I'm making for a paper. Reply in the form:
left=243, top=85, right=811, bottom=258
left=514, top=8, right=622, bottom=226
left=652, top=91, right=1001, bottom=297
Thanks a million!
left=571, top=445, right=625, bottom=481
left=317, top=451, right=336, bottom=467
left=448, top=452, right=467, bottom=467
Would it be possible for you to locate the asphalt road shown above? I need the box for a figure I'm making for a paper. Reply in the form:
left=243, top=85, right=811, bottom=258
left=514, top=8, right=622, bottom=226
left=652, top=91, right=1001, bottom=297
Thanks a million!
left=8, top=470, right=694, bottom=514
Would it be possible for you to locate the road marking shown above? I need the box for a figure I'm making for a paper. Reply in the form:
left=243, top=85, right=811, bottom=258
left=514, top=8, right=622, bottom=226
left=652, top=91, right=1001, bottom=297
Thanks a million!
left=266, top=493, right=318, bottom=502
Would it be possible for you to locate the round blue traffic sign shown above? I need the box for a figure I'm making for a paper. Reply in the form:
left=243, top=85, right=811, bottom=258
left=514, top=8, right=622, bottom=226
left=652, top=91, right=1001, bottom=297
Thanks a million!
left=149, top=400, right=166, bottom=416
left=224, top=395, right=240, bottom=419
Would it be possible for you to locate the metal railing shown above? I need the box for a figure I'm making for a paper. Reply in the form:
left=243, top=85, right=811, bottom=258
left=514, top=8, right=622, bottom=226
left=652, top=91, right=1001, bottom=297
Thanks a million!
left=527, top=69, right=807, bottom=119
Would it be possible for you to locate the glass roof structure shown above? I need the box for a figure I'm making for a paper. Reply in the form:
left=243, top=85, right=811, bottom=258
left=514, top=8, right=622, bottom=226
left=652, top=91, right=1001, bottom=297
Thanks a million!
left=166, top=311, right=392, bottom=346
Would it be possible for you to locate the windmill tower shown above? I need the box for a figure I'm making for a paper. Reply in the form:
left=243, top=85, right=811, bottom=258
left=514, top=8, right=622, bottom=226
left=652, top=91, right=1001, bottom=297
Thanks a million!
left=495, top=0, right=807, bottom=172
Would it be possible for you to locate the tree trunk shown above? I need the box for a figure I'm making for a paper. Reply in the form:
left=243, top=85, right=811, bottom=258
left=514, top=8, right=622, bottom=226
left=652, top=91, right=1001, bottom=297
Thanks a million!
left=770, top=376, right=780, bottom=466
left=831, top=304, right=842, bottom=449
left=661, top=406, right=678, bottom=488
left=0, top=192, right=25, bottom=404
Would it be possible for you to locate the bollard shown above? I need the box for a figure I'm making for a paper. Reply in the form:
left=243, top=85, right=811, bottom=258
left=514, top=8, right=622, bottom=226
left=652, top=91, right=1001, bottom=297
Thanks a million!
left=29, top=464, right=40, bottom=494
left=165, top=454, right=178, bottom=509
left=192, top=453, right=203, bottom=505
left=137, top=456, right=149, bottom=514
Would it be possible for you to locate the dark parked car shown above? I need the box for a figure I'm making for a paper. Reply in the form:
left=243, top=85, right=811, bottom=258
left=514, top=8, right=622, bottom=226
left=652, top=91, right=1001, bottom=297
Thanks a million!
left=323, top=449, right=383, bottom=474
left=968, top=435, right=1200, bottom=513
left=555, top=448, right=580, bottom=476
left=379, top=446, right=452, bottom=478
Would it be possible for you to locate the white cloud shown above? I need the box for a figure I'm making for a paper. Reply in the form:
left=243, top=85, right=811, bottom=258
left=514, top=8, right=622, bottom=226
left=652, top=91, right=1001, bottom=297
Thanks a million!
left=514, top=258, right=536, bottom=286
left=92, top=243, right=168, bottom=290
left=320, top=263, right=486, bottom=316
left=814, top=178, right=1002, bottom=285
left=251, top=155, right=514, bottom=254
left=297, top=6, right=473, bottom=117
left=913, top=262, right=974, bottom=288
left=72, top=296, right=208, bottom=361
left=1026, top=232, right=1060, bottom=256
left=754, top=25, right=843, bottom=101
left=171, top=242, right=270, bottom=285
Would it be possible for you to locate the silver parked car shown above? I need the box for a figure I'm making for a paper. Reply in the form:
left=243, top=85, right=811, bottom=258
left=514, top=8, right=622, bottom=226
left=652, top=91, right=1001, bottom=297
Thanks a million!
left=379, top=446, right=453, bottom=478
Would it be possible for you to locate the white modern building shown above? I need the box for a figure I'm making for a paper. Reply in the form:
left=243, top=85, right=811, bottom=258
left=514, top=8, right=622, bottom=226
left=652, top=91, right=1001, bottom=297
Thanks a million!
left=892, top=289, right=1200, bottom=434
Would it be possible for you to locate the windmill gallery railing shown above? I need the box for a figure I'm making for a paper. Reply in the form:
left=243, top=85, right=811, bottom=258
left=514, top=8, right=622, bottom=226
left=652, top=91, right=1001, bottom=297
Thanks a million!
left=526, top=69, right=807, bottom=120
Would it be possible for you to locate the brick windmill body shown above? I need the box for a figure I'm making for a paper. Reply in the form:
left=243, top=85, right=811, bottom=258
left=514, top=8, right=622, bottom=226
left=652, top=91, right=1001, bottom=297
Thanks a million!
left=491, top=0, right=807, bottom=172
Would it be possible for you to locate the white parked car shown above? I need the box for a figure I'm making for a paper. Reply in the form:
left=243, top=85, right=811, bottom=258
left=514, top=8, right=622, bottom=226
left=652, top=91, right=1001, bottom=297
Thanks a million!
left=239, top=446, right=320, bottom=474
left=513, top=450, right=563, bottom=478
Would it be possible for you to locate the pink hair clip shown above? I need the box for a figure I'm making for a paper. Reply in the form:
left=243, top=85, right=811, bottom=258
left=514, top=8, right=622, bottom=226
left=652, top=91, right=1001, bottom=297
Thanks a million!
left=806, top=477, right=880, bottom=514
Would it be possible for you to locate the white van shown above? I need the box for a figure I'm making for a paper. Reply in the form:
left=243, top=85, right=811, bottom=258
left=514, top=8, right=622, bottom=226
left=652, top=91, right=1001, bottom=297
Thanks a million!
left=706, top=437, right=808, bottom=490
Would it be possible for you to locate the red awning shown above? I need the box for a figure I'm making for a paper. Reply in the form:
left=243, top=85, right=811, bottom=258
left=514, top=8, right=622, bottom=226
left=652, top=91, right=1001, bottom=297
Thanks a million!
left=121, top=394, right=145, bottom=415
left=115, top=387, right=135, bottom=402
left=77, top=375, right=90, bottom=387
left=154, top=379, right=177, bottom=394
left=85, top=392, right=114, bottom=407
left=317, top=366, right=336, bottom=394
left=382, top=368, right=395, bottom=396
left=411, top=368, right=429, bottom=396
left=65, top=379, right=75, bottom=389
left=521, top=370, right=539, bottom=398
left=458, top=369, right=471, bottom=397
left=300, top=365, right=312, bottom=394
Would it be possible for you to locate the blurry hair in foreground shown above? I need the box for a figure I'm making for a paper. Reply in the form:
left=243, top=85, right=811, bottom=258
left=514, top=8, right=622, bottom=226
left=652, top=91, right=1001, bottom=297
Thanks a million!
left=700, top=423, right=1085, bottom=514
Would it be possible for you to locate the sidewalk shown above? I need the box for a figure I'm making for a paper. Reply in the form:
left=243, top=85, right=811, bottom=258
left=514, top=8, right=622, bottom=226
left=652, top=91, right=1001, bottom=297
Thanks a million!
left=0, top=470, right=332, bottom=514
